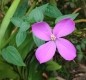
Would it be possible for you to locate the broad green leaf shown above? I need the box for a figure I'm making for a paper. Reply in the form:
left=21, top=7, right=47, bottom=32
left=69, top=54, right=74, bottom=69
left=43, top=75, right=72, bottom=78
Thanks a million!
left=46, top=60, right=61, bottom=71
left=33, top=8, right=44, bottom=22
left=45, top=4, right=62, bottom=18
left=26, top=7, right=44, bottom=23
left=16, top=31, right=27, bottom=47
left=11, top=17, right=21, bottom=27
left=38, top=3, right=49, bottom=13
left=33, top=35, right=45, bottom=47
left=1, top=46, right=25, bottom=66
left=19, top=22, right=30, bottom=32
left=11, top=17, right=30, bottom=31
left=55, top=13, right=79, bottom=23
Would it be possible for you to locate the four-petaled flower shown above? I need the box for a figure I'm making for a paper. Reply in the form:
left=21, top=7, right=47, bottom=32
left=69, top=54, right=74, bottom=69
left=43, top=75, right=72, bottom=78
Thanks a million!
left=32, top=18, right=76, bottom=64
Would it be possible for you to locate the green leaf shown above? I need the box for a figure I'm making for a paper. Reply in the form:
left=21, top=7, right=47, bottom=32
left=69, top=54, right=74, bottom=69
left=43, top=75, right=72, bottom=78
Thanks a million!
left=1, top=46, right=25, bottom=66
left=46, top=60, right=61, bottom=71
left=18, top=33, right=35, bottom=59
left=82, top=38, right=86, bottom=44
left=26, top=7, right=44, bottom=23
left=45, top=4, right=62, bottom=18
left=11, top=17, right=30, bottom=31
left=76, top=45, right=82, bottom=52
left=33, top=35, right=45, bottom=47
left=78, top=52, right=83, bottom=62
left=34, top=8, right=44, bottom=22
left=81, top=42, right=85, bottom=50
left=55, top=13, right=79, bottom=23
left=14, top=0, right=28, bottom=17
left=28, top=57, right=43, bottom=80
left=38, top=3, right=49, bottom=13
left=16, top=31, right=27, bottom=47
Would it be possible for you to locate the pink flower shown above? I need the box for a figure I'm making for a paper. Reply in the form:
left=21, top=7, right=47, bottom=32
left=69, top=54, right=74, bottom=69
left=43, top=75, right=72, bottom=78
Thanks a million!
left=32, top=18, right=76, bottom=64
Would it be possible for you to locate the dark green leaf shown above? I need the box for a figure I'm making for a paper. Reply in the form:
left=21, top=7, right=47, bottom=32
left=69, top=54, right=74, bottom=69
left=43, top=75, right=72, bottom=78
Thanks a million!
left=81, top=42, right=85, bottom=50
left=0, top=57, right=19, bottom=79
left=14, top=0, right=28, bottom=17
left=28, top=57, right=43, bottom=80
left=55, top=13, right=79, bottom=23
left=46, top=60, right=61, bottom=71
left=1, top=46, right=25, bottom=66
left=78, top=52, right=83, bottom=62
left=76, top=45, right=82, bottom=52
left=16, top=31, right=27, bottom=47
left=33, top=35, right=45, bottom=47
left=18, top=33, right=35, bottom=59
left=82, top=38, right=86, bottom=44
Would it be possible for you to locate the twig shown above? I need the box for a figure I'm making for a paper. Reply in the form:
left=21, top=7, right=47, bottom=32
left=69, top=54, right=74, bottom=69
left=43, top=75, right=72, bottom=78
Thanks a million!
left=73, top=7, right=81, bottom=13
left=75, top=19, right=86, bottom=23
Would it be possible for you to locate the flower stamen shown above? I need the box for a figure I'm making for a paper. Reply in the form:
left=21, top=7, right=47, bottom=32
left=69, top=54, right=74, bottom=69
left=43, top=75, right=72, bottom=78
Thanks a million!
left=50, top=34, right=56, bottom=41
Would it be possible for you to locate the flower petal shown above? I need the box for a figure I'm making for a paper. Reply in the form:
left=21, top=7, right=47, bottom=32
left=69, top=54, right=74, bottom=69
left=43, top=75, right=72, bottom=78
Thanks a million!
left=35, top=41, right=56, bottom=64
left=53, top=18, right=75, bottom=37
left=56, top=38, right=76, bottom=60
left=32, top=22, right=52, bottom=41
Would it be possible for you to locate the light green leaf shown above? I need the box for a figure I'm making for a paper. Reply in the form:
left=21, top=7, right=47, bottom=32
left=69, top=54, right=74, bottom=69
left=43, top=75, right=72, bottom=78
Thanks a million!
left=27, top=7, right=44, bottom=22
left=1, top=46, right=25, bottom=66
left=34, top=8, right=44, bottom=22
left=46, top=60, right=61, bottom=71
left=38, top=3, right=49, bottom=13
left=11, top=17, right=30, bottom=31
left=45, top=4, right=62, bottom=18
left=16, top=31, right=27, bottom=47
left=55, top=13, right=79, bottom=23
left=33, top=35, right=45, bottom=47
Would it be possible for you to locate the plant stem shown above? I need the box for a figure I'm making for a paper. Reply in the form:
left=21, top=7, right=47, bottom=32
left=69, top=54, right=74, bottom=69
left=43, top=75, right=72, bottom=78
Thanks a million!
left=75, top=19, right=86, bottom=23
left=0, top=0, right=20, bottom=49
left=26, top=1, right=36, bottom=15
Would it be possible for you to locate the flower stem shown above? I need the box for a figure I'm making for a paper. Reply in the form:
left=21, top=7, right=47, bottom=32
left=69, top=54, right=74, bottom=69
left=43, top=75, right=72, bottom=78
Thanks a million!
left=0, top=0, right=20, bottom=49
